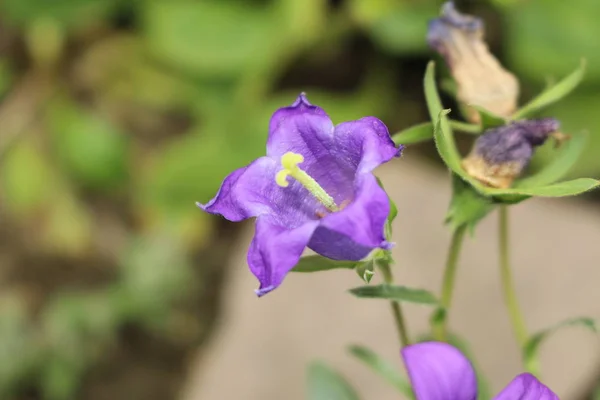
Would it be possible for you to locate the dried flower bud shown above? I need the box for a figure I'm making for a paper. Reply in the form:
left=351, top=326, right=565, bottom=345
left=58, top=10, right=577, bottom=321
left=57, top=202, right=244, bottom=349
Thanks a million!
left=427, top=2, right=519, bottom=123
left=462, top=118, right=561, bottom=188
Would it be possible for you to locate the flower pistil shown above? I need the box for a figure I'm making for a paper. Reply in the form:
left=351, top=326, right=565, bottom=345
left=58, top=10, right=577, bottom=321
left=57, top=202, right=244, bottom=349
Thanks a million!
left=275, top=151, right=340, bottom=212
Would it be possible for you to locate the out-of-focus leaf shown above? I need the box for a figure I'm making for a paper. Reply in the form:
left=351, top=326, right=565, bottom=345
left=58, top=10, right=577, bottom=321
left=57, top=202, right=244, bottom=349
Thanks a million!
left=292, top=255, right=357, bottom=273
left=1, top=0, right=119, bottom=28
left=144, top=1, right=275, bottom=77
left=0, top=297, right=41, bottom=396
left=349, top=284, right=438, bottom=305
left=523, top=317, right=597, bottom=369
left=0, top=61, right=14, bottom=98
left=307, top=361, right=360, bottom=400
left=1, top=137, right=56, bottom=215
left=352, top=1, right=437, bottom=54
left=42, top=191, right=93, bottom=257
left=48, top=100, right=129, bottom=191
left=516, top=132, right=588, bottom=188
left=348, top=345, right=413, bottom=398
left=118, top=234, right=193, bottom=328
left=513, top=60, right=586, bottom=119
left=507, top=0, right=600, bottom=83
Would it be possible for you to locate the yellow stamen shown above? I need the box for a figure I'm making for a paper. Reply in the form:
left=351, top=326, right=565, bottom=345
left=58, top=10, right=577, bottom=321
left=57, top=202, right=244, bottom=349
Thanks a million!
left=276, top=151, right=339, bottom=212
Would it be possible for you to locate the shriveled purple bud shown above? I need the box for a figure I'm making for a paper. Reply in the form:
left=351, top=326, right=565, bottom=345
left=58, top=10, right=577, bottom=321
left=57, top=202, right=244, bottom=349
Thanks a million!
left=462, top=118, right=561, bottom=188
left=427, top=2, right=519, bottom=123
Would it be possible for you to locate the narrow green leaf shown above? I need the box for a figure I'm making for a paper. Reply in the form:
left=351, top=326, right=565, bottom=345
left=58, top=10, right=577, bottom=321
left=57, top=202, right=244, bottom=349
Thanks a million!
left=524, top=317, right=597, bottom=365
left=524, top=317, right=597, bottom=374
left=450, top=120, right=483, bottom=134
left=292, top=255, right=357, bottom=273
left=424, top=62, right=480, bottom=188
left=515, top=133, right=588, bottom=188
left=356, top=260, right=375, bottom=283
left=471, top=105, right=507, bottom=129
left=349, top=284, right=438, bottom=305
left=513, top=60, right=586, bottom=120
left=307, top=361, right=360, bottom=400
left=392, top=121, right=481, bottom=145
left=392, top=122, right=433, bottom=145
left=348, top=345, right=414, bottom=399
left=489, top=178, right=600, bottom=198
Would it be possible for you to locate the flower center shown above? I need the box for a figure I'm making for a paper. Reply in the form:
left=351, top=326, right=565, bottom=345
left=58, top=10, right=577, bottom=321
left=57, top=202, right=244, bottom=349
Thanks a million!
left=275, top=151, right=339, bottom=212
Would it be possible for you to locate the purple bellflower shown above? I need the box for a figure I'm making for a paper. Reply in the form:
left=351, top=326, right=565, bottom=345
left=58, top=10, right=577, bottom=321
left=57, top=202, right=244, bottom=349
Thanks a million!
left=198, top=94, right=402, bottom=296
left=461, top=118, right=563, bottom=188
left=402, top=342, right=559, bottom=400
left=427, top=2, right=519, bottom=123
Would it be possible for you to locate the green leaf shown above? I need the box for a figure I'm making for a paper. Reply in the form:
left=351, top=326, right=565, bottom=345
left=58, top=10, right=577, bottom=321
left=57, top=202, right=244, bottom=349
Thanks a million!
left=524, top=317, right=597, bottom=365
left=348, top=345, right=413, bottom=398
left=355, top=260, right=375, bottom=283
left=424, top=62, right=470, bottom=176
left=489, top=178, right=600, bottom=198
left=392, top=122, right=433, bottom=145
left=471, top=105, right=506, bottom=129
left=349, top=284, right=438, bottom=305
left=516, top=132, right=588, bottom=188
left=446, top=175, right=496, bottom=232
left=48, top=100, right=129, bottom=191
left=144, top=1, right=275, bottom=77
left=392, top=121, right=481, bottom=146
left=307, top=361, right=360, bottom=400
left=292, top=255, right=357, bottom=273
left=1, top=138, right=56, bottom=215
left=513, top=60, right=586, bottom=119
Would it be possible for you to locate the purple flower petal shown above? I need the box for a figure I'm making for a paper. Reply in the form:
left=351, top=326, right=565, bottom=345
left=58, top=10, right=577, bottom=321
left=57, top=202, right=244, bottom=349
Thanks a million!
left=266, top=94, right=400, bottom=205
left=494, top=373, right=559, bottom=400
left=248, top=218, right=320, bottom=296
left=333, top=117, right=402, bottom=174
left=402, top=342, right=477, bottom=400
left=198, top=156, right=323, bottom=226
left=309, top=173, right=390, bottom=260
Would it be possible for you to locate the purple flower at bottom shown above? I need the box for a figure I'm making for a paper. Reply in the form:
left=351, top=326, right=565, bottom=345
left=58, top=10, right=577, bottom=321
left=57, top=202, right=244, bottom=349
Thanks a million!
left=198, top=94, right=402, bottom=296
left=402, top=342, right=559, bottom=400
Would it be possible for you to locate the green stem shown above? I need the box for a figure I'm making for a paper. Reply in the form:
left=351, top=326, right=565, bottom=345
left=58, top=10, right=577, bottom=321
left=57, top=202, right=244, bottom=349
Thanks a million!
left=498, top=206, right=539, bottom=374
left=379, top=261, right=411, bottom=348
left=433, top=225, right=467, bottom=341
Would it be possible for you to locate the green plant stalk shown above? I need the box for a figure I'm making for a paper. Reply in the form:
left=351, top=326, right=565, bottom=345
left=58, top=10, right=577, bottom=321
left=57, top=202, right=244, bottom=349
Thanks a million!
left=433, top=225, right=467, bottom=341
left=498, top=206, right=540, bottom=375
left=379, top=261, right=411, bottom=348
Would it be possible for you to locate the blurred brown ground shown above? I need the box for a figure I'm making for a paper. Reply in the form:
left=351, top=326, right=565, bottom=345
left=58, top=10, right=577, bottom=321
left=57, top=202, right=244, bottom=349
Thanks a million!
left=182, top=153, right=600, bottom=400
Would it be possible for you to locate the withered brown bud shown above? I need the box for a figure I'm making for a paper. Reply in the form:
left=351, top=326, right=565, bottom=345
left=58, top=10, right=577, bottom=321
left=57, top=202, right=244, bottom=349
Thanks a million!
left=462, top=118, right=561, bottom=189
left=427, top=2, right=519, bottom=123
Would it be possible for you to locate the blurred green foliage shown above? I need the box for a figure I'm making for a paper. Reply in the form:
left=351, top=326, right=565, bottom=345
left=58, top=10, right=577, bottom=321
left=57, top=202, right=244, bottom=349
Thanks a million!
left=0, top=0, right=599, bottom=398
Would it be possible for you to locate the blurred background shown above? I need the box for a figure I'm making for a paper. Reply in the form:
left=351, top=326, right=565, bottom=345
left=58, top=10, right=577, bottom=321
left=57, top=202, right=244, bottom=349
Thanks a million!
left=0, top=0, right=599, bottom=399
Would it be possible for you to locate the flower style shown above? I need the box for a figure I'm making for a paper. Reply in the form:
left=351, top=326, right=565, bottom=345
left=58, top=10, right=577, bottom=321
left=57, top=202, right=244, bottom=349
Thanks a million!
left=461, top=118, right=563, bottom=188
left=427, top=2, right=519, bottom=123
left=402, top=342, right=559, bottom=400
left=198, top=94, right=402, bottom=296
